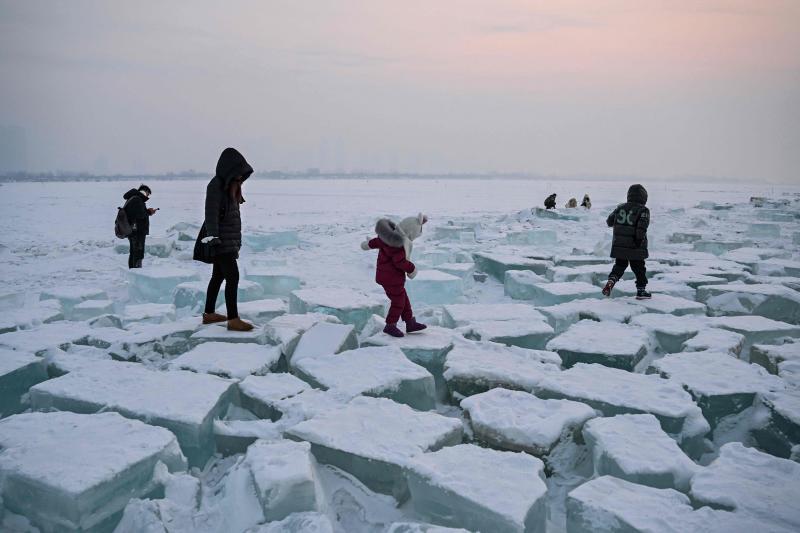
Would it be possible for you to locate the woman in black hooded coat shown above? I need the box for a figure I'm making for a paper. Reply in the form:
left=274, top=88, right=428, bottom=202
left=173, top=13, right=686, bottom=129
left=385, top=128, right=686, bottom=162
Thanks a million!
left=198, top=147, right=255, bottom=331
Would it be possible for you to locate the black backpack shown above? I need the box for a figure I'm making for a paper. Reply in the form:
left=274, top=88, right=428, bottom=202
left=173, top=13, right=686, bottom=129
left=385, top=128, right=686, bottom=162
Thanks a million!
left=115, top=199, right=134, bottom=239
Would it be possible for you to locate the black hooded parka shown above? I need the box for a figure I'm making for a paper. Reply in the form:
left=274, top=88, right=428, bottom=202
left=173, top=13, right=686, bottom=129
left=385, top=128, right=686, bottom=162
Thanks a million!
left=203, top=148, right=254, bottom=256
left=606, top=184, right=650, bottom=260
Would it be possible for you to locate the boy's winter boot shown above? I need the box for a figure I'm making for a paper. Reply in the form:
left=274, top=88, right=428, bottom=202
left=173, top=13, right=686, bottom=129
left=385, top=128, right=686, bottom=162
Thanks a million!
left=203, top=312, right=227, bottom=324
left=602, top=278, right=616, bottom=297
left=406, top=318, right=427, bottom=334
left=636, top=288, right=652, bottom=300
left=228, top=317, right=255, bottom=332
left=383, top=323, right=405, bottom=338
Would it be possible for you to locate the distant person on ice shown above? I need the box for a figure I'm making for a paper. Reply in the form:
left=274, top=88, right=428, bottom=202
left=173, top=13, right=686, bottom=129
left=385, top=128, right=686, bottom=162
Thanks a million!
left=544, top=193, right=557, bottom=210
left=565, top=197, right=578, bottom=208
left=122, top=184, right=157, bottom=268
left=602, top=184, right=651, bottom=299
left=581, top=194, right=591, bottom=209
left=361, top=214, right=428, bottom=338
left=196, top=147, right=255, bottom=331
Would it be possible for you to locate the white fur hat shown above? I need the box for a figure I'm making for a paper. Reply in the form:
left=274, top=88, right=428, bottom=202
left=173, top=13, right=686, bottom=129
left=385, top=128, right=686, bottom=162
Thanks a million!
left=397, top=213, right=428, bottom=242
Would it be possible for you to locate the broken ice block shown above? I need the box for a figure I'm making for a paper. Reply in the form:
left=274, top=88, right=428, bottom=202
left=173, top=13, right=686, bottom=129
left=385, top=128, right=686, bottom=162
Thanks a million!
left=751, top=342, right=800, bottom=374
left=583, top=414, right=698, bottom=491
left=243, top=440, right=322, bottom=522
left=109, top=319, right=198, bottom=360
left=461, top=318, right=555, bottom=350
left=567, top=476, right=759, bottom=533
left=533, top=206, right=581, bottom=221
left=681, top=328, right=745, bottom=357
left=239, top=372, right=312, bottom=420
left=190, top=323, right=269, bottom=345
left=362, top=326, right=456, bottom=401
left=291, top=346, right=436, bottom=410
left=29, top=362, right=235, bottom=466
left=144, top=235, right=176, bottom=257
left=0, top=322, right=90, bottom=356
left=625, top=294, right=706, bottom=316
left=751, top=391, right=800, bottom=459
left=290, top=321, right=358, bottom=366
left=406, top=270, right=462, bottom=304
left=554, top=255, right=606, bottom=268
left=649, top=351, right=784, bottom=428
left=668, top=232, right=702, bottom=244
left=536, top=364, right=710, bottom=457
left=690, top=442, right=800, bottom=532
left=247, top=268, right=302, bottom=296
left=0, top=411, right=185, bottom=533
left=538, top=299, right=646, bottom=334
left=231, top=298, right=287, bottom=323
left=629, top=314, right=705, bottom=354
left=434, top=225, right=474, bottom=241
left=505, top=276, right=601, bottom=305
left=285, top=396, right=462, bottom=499
left=0, top=348, right=48, bottom=417
left=70, top=299, right=115, bottom=321
left=756, top=209, right=794, bottom=222
left=417, top=249, right=453, bottom=266
left=289, top=288, right=385, bottom=331
left=264, top=313, right=342, bottom=359
left=0, top=290, right=25, bottom=311
left=251, top=512, right=334, bottom=533
left=654, top=271, right=728, bottom=289
left=405, top=444, right=547, bottom=533
left=2, top=299, right=64, bottom=330
left=697, top=283, right=800, bottom=324
left=387, top=523, right=469, bottom=533
left=244, top=230, right=299, bottom=251
left=611, top=279, right=696, bottom=300
left=708, top=315, right=800, bottom=359
left=443, top=341, right=561, bottom=399
left=461, top=388, right=596, bottom=458
left=173, top=280, right=213, bottom=310
left=442, top=303, right=545, bottom=328
left=235, top=279, right=267, bottom=302
left=122, top=303, right=176, bottom=325
left=435, top=262, right=475, bottom=282
left=168, top=341, right=281, bottom=379
left=546, top=320, right=650, bottom=370
left=746, top=222, right=781, bottom=238
left=40, top=286, right=107, bottom=317
left=693, top=239, right=752, bottom=255
left=506, top=229, right=557, bottom=246
left=754, top=258, right=800, bottom=277
left=472, top=252, right=551, bottom=281
left=128, top=266, right=200, bottom=304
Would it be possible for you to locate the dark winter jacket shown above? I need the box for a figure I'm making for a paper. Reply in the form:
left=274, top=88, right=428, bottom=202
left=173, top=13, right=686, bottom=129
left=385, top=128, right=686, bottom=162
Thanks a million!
left=368, top=219, right=415, bottom=287
left=607, top=184, right=650, bottom=260
left=544, top=194, right=557, bottom=210
left=123, top=189, right=150, bottom=236
left=204, top=148, right=254, bottom=255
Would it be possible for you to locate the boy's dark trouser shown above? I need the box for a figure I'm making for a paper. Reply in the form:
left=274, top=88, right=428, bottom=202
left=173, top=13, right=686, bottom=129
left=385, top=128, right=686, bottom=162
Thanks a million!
left=610, top=259, right=647, bottom=288
left=128, top=234, right=146, bottom=268
left=383, top=285, right=413, bottom=325
left=204, top=253, right=239, bottom=318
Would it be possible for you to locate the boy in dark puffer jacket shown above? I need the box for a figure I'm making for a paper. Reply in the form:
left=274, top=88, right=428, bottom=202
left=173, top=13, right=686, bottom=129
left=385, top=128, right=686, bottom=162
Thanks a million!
left=361, top=214, right=428, bottom=337
left=602, top=184, right=651, bottom=299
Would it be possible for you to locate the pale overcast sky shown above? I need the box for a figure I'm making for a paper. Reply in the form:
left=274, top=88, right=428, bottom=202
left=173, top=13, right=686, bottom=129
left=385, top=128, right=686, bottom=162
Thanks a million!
left=0, top=0, right=798, bottom=181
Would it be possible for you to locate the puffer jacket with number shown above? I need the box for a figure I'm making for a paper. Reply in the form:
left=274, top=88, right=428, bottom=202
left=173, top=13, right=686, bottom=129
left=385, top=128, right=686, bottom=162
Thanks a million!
left=607, top=184, right=649, bottom=260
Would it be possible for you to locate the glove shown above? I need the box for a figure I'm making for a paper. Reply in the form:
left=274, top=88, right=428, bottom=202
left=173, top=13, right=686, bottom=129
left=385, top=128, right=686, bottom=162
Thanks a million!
left=360, top=240, right=370, bottom=251
left=408, top=267, right=418, bottom=279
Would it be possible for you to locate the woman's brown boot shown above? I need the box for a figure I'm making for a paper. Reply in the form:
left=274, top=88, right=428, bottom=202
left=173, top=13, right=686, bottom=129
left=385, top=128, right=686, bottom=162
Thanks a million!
left=227, top=317, right=254, bottom=331
left=203, top=312, right=227, bottom=324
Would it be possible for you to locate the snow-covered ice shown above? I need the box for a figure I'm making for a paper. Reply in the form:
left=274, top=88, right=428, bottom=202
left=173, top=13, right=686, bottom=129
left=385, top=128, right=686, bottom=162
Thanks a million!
left=583, top=414, right=698, bottom=491
left=0, top=411, right=185, bottom=533
left=405, top=443, right=547, bottom=533
left=289, top=287, right=385, bottom=331
left=286, top=396, right=462, bottom=498
left=698, top=283, right=800, bottom=324
left=460, top=317, right=555, bottom=350
left=546, top=320, right=650, bottom=370
left=406, top=270, right=463, bottom=304
left=0, top=348, right=48, bottom=417
left=441, top=303, right=545, bottom=328
left=168, top=341, right=282, bottom=378
left=751, top=342, right=800, bottom=374
left=128, top=266, right=200, bottom=303
left=472, top=251, right=551, bottom=281
left=461, top=387, right=596, bottom=457
left=291, top=345, right=436, bottom=410
left=290, top=321, right=358, bottom=365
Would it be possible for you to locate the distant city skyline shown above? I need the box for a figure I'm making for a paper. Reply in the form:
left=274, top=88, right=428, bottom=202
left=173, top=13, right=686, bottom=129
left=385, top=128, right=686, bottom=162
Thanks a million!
left=1, top=1, right=798, bottom=182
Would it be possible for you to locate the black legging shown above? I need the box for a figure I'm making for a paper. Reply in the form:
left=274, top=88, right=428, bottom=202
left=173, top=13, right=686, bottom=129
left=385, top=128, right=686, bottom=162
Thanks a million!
left=128, top=234, right=146, bottom=268
left=204, top=253, right=239, bottom=318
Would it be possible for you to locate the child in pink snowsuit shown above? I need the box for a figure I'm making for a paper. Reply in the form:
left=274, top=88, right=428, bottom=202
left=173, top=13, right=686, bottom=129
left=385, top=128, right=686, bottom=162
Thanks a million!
left=361, top=214, right=427, bottom=338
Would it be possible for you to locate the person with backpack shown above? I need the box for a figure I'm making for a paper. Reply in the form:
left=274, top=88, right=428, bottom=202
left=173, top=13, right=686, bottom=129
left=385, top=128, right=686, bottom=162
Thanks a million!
left=602, top=184, right=651, bottom=299
left=122, top=184, right=156, bottom=268
left=195, top=147, right=255, bottom=332
left=544, top=193, right=557, bottom=210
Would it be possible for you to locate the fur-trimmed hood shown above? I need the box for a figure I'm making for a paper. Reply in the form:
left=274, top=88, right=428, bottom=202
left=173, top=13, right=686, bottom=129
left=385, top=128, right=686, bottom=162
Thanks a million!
left=375, top=218, right=406, bottom=248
